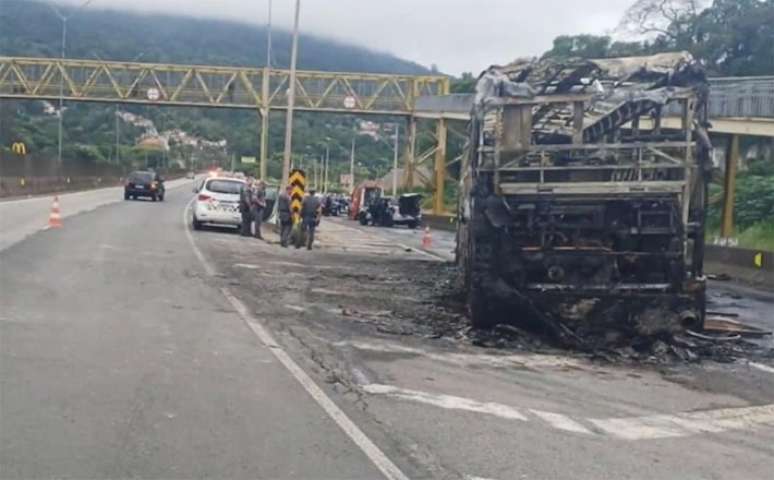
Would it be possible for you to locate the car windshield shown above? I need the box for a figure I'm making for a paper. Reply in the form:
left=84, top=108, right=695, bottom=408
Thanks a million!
left=205, top=179, right=243, bottom=194
left=130, top=172, right=154, bottom=183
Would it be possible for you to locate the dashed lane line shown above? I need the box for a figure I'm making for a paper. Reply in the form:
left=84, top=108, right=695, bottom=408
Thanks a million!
left=749, top=362, right=774, bottom=375
left=362, top=384, right=528, bottom=421
left=183, top=201, right=410, bottom=480
left=362, top=383, right=774, bottom=441
left=528, top=409, right=594, bottom=435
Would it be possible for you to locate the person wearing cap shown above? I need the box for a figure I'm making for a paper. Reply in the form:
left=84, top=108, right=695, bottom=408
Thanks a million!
left=277, top=184, right=294, bottom=247
left=299, top=188, right=322, bottom=250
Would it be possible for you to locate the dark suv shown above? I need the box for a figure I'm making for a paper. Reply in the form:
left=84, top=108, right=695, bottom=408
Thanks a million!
left=124, top=171, right=165, bottom=201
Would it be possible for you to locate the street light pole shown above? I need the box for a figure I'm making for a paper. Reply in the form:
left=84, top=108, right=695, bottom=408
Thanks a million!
left=324, top=144, right=329, bottom=193
left=392, top=123, right=400, bottom=197
left=349, top=136, right=356, bottom=193
left=280, top=0, right=301, bottom=189
left=51, top=0, right=96, bottom=174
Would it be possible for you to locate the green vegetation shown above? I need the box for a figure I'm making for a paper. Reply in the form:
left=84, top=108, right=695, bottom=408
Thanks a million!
left=706, top=159, right=774, bottom=251
left=541, top=0, right=774, bottom=77
left=0, top=0, right=432, bottom=184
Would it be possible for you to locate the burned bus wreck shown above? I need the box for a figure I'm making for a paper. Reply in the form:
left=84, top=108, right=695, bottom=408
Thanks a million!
left=457, top=53, right=712, bottom=342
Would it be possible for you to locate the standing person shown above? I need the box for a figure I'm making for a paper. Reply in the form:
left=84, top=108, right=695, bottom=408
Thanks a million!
left=251, top=180, right=267, bottom=240
left=277, top=185, right=294, bottom=248
left=238, top=179, right=254, bottom=237
left=300, top=188, right=322, bottom=250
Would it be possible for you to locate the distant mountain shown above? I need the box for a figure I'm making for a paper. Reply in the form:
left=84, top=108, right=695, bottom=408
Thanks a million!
left=0, top=0, right=436, bottom=183
left=0, top=0, right=430, bottom=74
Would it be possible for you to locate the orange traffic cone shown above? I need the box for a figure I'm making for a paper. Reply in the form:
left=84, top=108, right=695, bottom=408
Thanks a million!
left=422, top=226, right=432, bottom=249
left=48, top=196, right=62, bottom=229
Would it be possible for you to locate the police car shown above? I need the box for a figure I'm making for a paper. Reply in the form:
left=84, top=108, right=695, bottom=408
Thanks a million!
left=191, top=173, right=246, bottom=230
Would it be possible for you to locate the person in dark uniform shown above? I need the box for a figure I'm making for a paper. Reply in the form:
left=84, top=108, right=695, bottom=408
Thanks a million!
left=277, top=185, right=294, bottom=248
left=300, top=188, right=321, bottom=250
left=252, top=180, right=267, bottom=240
left=238, top=180, right=254, bottom=237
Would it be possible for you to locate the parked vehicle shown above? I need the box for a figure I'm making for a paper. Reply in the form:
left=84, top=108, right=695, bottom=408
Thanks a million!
left=191, top=175, right=246, bottom=230
left=361, top=193, right=422, bottom=228
left=350, top=181, right=383, bottom=224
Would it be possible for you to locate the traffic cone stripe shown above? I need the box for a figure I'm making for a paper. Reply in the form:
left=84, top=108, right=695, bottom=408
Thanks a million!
left=48, top=196, right=63, bottom=228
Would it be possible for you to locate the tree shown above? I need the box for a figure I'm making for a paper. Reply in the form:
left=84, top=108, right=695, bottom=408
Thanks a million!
left=542, top=35, right=612, bottom=59
left=617, top=0, right=711, bottom=44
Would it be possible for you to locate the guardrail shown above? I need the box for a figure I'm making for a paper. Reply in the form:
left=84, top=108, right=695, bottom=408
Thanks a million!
left=0, top=176, right=123, bottom=198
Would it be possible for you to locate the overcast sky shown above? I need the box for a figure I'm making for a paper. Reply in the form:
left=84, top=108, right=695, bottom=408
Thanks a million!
left=55, top=0, right=631, bottom=75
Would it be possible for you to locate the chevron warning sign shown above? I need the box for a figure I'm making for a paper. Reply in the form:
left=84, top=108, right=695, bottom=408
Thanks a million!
left=289, top=168, right=306, bottom=223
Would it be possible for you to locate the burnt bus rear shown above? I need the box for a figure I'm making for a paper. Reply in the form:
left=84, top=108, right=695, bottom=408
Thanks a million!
left=457, top=53, right=711, bottom=338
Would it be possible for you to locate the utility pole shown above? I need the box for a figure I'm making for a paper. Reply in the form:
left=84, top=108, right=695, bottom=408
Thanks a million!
left=392, top=123, right=400, bottom=197
left=51, top=0, right=96, bottom=175
left=280, top=0, right=301, bottom=189
left=349, top=136, right=356, bottom=193
left=115, top=104, right=120, bottom=166
left=324, top=144, right=329, bottom=193
left=266, top=0, right=273, bottom=69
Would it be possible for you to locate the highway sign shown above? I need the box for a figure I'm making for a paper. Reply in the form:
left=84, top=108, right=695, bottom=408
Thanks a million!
left=146, top=88, right=160, bottom=101
left=344, top=96, right=356, bottom=109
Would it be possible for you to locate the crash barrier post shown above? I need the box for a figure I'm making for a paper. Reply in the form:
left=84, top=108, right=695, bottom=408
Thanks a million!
left=289, top=169, right=307, bottom=247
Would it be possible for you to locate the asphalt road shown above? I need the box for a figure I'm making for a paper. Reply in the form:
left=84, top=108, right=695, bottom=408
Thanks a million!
left=0, top=185, right=389, bottom=479
left=2, top=186, right=774, bottom=480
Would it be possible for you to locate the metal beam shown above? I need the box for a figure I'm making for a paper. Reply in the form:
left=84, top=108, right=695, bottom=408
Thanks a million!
left=433, top=118, right=447, bottom=214
left=0, top=56, right=447, bottom=115
left=720, top=134, right=740, bottom=238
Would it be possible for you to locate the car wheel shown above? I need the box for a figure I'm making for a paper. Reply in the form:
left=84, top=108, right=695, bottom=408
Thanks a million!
left=131, top=195, right=136, bottom=200
left=151, top=194, right=158, bottom=202
left=192, top=216, right=202, bottom=230
left=159, top=193, right=165, bottom=202
left=124, top=192, right=130, bottom=200
left=407, top=220, right=418, bottom=229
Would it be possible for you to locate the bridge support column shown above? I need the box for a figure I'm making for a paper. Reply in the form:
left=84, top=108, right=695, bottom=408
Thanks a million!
left=721, top=134, right=740, bottom=238
left=433, top=118, right=447, bottom=215
left=259, top=108, right=269, bottom=180
left=404, top=116, right=416, bottom=190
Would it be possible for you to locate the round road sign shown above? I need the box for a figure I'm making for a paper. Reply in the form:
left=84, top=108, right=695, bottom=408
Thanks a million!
left=343, top=96, right=356, bottom=109
left=146, top=87, right=161, bottom=101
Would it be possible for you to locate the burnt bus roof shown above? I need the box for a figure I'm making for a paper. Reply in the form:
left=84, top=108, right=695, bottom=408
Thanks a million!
left=473, top=52, right=709, bottom=144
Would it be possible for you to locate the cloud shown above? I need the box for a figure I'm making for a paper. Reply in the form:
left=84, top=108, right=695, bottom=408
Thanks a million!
left=52, top=0, right=630, bottom=75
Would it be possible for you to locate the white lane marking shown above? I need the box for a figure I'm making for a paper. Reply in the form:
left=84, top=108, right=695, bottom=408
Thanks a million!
left=465, top=476, right=499, bottom=480
left=590, top=404, right=774, bottom=440
left=749, top=362, right=774, bottom=375
left=363, top=384, right=528, bottom=421
left=234, top=263, right=259, bottom=269
left=183, top=203, right=409, bottom=480
left=183, top=197, right=216, bottom=276
left=286, top=305, right=307, bottom=312
left=363, top=382, right=774, bottom=441
left=528, top=409, right=593, bottom=435
left=339, top=340, right=586, bottom=370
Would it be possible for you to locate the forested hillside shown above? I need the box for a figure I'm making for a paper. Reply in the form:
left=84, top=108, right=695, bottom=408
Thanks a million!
left=0, top=0, right=432, bottom=182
